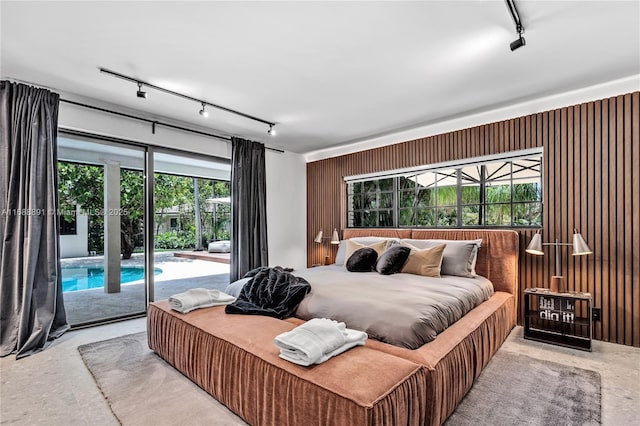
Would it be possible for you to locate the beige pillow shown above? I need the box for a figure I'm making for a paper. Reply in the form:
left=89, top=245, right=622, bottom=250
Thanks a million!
left=344, top=240, right=388, bottom=265
left=401, top=242, right=446, bottom=277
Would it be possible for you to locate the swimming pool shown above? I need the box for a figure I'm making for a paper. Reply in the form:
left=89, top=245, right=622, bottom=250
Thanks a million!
left=61, top=266, right=162, bottom=292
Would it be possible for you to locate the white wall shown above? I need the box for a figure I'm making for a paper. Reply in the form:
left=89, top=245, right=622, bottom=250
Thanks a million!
left=57, top=96, right=307, bottom=268
left=60, top=208, right=88, bottom=258
left=265, top=150, right=307, bottom=269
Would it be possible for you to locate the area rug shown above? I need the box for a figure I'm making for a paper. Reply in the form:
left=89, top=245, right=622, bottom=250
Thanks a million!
left=79, top=333, right=601, bottom=426
left=445, top=350, right=601, bottom=426
left=78, top=332, right=246, bottom=425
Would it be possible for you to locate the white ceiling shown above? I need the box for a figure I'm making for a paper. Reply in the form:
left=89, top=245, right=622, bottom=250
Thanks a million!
left=1, top=1, right=639, bottom=154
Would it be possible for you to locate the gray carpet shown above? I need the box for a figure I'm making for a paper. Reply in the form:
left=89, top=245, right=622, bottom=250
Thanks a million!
left=445, top=350, right=601, bottom=426
left=78, top=332, right=247, bottom=426
left=79, top=333, right=601, bottom=426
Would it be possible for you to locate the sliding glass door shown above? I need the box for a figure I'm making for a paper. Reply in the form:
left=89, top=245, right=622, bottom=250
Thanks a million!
left=58, top=135, right=146, bottom=325
left=150, top=151, right=231, bottom=302
left=57, top=134, right=231, bottom=326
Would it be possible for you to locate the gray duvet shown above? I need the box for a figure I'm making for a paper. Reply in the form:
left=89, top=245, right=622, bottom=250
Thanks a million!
left=294, top=265, right=494, bottom=349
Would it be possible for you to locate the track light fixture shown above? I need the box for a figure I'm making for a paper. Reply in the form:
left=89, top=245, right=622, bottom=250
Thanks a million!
left=136, top=82, right=147, bottom=99
left=199, top=103, right=209, bottom=118
left=505, top=0, right=526, bottom=51
left=100, top=67, right=276, bottom=134
left=510, top=32, right=526, bottom=51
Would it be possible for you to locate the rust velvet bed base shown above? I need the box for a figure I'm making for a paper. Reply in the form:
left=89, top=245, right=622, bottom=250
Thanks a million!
left=147, top=229, right=518, bottom=426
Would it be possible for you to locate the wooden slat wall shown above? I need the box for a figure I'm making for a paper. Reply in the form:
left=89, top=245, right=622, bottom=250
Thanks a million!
left=306, top=92, right=639, bottom=347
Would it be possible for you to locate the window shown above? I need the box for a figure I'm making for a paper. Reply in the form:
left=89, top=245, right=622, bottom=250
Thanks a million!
left=346, top=150, right=542, bottom=228
left=59, top=208, right=77, bottom=235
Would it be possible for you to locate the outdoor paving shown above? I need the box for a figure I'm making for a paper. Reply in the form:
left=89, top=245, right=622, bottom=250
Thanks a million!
left=61, top=252, right=230, bottom=325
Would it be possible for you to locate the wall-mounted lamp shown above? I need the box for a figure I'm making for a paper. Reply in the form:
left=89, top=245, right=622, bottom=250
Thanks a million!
left=314, top=229, right=340, bottom=265
left=526, top=229, right=592, bottom=293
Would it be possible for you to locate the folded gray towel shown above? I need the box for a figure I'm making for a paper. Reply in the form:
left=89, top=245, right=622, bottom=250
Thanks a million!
left=168, top=288, right=235, bottom=314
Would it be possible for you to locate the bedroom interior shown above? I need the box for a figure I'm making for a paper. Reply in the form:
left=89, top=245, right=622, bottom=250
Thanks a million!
left=1, top=1, right=639, bottom=426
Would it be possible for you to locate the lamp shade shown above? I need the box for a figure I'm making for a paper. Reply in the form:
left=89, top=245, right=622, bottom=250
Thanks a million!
left=330, top=228, right=340, bottom=244
left=314, top=230, right=323, bottom=243
left=525, top=232, right=544, bottom=255
left=572, top=231, right=592, bottom=256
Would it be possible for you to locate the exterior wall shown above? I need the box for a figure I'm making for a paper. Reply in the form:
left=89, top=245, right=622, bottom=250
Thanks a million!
left=60, top=207, right=89, bottom=258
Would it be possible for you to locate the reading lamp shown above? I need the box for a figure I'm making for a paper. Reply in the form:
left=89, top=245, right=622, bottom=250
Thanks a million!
left=526, top=229, right=592, bottom=293
left=314, top=229, right=340, bottom=265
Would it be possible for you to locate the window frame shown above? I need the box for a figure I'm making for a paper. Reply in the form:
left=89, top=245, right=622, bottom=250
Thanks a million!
left=345, top=148, right=543, bottom=229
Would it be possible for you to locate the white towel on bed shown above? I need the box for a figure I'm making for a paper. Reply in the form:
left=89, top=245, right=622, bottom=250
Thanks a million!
left=168, top=288, right=235, bottom=314
left=274, top=318, right=367, bottom=366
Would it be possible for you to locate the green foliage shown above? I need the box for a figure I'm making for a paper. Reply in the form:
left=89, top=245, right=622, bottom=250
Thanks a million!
left=155, top=230, right=196, bottom=250
left=59, top=162, right=231, bottom=256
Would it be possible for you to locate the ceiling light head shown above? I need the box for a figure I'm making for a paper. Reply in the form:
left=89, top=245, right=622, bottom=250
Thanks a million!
left=267, top=124, right=276, bottom=136
left=199, top=103, right=209, bottom=117
left=136, top=82, right=147, bottom=99
left=510, top=34, right=526, bottom=51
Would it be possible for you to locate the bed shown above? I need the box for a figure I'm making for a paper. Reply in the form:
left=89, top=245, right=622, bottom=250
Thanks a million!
left=148, top=229, right=519, bottom=425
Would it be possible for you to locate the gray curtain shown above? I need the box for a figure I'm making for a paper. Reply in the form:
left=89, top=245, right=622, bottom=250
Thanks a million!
left=230, top=137, right=268, bottom=282
left=0, top=81, right=69, bottom=358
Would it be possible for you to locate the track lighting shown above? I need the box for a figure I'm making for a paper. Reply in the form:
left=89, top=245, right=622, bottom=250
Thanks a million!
left=510, top=32, right=526, bottom=51
left=101, top=68, right=276, bottom=133
left=136, top=82, right=147, bottom=99
left=505, top=0, right=526, bottom=51
left=199, top=103, right=209, bottom=118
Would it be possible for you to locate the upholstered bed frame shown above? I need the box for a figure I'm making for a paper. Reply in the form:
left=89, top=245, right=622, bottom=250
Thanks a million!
left=148, top=229, right=519, bottom=425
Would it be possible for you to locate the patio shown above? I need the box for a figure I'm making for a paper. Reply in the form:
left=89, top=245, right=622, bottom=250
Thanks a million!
left=62, top=252, right=230, bottom=325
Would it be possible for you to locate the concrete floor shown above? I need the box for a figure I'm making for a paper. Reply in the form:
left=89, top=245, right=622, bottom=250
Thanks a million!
left=1, top=324, right=638, bottom=426
left=62, top=253, right=230, bottom=324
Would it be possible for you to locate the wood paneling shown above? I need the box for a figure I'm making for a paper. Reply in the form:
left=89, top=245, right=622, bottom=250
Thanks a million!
left=306, top=92, right=640, bottom=347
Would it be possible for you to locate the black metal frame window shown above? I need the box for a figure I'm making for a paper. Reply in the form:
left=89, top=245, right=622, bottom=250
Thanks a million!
left=346, top=151, right=542, bottom=229
left=347, top=178, right=394, bottom=227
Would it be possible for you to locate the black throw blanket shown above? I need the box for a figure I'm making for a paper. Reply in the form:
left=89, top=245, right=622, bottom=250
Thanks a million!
left=225, top=266, right=311, bottom=319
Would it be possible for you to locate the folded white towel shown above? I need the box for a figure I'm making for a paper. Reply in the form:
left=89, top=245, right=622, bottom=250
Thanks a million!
left=274, top=318, right=367, bottom=366
left=168, top=288, right=235, bottom=314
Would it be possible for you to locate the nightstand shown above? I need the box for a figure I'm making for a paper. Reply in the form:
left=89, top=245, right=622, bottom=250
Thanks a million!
left=524, top=288, right=592, bottom=351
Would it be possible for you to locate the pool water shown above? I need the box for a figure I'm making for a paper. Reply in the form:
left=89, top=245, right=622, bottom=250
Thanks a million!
left=61, top=266, right=162, bottom=292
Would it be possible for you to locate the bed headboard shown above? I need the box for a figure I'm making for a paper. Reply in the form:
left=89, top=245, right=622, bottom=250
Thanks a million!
left=342, top=229, right=519, bottom=296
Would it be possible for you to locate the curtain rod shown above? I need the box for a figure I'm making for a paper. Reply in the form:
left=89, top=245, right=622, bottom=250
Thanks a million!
left=3, top=77, right=285, bottom=153
left=60, top=99, right=285, bottom=154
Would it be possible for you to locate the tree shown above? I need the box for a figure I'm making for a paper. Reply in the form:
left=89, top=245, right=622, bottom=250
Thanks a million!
left=59, top=162, right=232, bottom=257
left=58, top=162, right=143, bottom=259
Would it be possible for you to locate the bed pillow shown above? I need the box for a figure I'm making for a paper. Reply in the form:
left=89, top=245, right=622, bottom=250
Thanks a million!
left=345, top=247, right=378, bottom=272
left=400, top=243, right=446, bottom=277
left=375, top=245, right=411, bottom=275
left=342, top=239, right=389, bottom=266
left=334, top=237, right=398, bottom=265
left=225, top=277, right=251, bottom=298
left=400, top=239, right=482, bottom=277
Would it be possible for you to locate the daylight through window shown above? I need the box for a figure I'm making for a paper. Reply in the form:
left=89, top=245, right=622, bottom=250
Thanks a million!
left=346, top=150, right=543, bottom=228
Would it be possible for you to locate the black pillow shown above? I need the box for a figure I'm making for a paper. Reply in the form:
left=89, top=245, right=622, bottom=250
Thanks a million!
left=346, top=247, right=378, bottom=272
left=375, top=245, right=411, bottom=275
